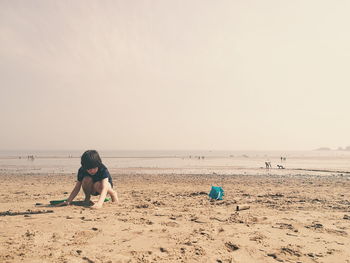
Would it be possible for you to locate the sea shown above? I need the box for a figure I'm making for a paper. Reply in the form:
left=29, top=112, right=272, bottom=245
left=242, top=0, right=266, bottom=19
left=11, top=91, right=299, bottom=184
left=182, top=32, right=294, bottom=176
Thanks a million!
left=1, top=150, right=350, bottom=175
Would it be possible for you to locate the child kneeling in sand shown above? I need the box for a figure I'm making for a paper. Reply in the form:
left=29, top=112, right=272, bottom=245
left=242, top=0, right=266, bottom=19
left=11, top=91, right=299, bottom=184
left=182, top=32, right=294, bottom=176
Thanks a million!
left=57, top=150, right=118, bottom=209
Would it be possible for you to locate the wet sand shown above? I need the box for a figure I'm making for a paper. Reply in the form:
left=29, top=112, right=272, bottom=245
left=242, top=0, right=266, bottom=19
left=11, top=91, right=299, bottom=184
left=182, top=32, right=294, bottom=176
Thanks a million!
left=0, top=168, right=350, bottom=263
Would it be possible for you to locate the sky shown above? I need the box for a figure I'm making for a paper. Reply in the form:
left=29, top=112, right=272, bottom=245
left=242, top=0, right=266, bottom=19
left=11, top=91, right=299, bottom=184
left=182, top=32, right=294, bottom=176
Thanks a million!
left=1, top=0, right=350, bottom=151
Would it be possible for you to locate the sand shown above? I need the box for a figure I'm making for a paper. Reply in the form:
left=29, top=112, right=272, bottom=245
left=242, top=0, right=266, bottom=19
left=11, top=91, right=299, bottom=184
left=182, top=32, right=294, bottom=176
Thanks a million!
left=1, top=168, right=350, bottom=263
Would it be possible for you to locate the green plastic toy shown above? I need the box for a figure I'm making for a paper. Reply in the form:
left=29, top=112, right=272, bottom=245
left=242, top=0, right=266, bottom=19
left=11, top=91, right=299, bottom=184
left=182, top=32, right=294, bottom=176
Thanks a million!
left=50, top=197, right=111, bottom=205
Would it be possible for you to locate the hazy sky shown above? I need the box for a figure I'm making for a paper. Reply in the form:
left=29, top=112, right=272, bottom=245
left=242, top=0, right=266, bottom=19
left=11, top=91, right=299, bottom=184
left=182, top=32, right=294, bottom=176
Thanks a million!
left=1, top=1, right=350, bottom=151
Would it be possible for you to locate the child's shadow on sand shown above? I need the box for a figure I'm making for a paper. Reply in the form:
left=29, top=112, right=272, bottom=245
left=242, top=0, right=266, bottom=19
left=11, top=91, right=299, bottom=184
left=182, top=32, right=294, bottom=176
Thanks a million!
left=68, top=201, right=92, bottom=207
left=36, top=201, right=93, bottom=208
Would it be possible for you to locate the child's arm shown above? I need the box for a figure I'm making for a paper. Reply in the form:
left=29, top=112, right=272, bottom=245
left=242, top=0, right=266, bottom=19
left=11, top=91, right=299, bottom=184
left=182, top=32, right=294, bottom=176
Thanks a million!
left=66, top=181, right=82, bottom=204
left=91, top=178, right=109, bottom=209
left=56, top=181, right=82, bottom=206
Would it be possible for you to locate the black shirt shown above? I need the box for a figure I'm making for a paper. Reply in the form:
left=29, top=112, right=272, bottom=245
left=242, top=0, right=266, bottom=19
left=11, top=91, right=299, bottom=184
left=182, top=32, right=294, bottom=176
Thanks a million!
left=77, top=164, right=113, bottom=187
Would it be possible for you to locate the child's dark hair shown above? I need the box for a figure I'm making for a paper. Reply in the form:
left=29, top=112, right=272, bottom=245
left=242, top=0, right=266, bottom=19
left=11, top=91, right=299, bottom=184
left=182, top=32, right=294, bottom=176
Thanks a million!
left=81, top=150, right=102, bottom=170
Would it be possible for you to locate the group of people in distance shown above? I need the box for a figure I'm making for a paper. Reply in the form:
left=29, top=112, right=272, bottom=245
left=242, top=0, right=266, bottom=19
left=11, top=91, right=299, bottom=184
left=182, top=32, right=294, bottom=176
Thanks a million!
left=265, top=156, right=287, bottom=169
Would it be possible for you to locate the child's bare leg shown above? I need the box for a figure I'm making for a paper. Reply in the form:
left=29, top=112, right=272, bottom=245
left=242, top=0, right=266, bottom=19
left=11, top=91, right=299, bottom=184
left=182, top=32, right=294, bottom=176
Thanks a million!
left=105, top=187, right=118, bottom=202
left=93, top=182, right=119, bottom=203
left=108, top=188, right=119, bottom=203
left=82, top=176, right=94, bottom=204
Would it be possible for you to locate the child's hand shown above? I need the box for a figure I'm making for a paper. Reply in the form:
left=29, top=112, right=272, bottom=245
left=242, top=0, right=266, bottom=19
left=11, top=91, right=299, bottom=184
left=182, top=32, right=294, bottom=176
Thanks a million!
left=91, top=203, right=102, bottom=209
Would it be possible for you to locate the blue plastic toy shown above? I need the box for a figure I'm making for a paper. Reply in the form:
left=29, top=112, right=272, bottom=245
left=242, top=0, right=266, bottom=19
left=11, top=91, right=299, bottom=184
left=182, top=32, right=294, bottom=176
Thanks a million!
left=209, top=186, right=224, bottom=200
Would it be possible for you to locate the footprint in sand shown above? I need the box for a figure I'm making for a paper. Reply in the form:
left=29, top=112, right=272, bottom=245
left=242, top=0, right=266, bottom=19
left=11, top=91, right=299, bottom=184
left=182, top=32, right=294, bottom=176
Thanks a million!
left=225, top=242, right=239, bottom=252
left=71, top=230, right=98, bottom=245
left=161, top=221, right=179, bottom=227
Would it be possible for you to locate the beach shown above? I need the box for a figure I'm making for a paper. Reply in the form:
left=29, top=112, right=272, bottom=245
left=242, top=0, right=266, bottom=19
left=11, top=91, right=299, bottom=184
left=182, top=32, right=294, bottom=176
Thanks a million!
left=0, top=153, right=350, bottom=263
left=3, top=1, right=350, bottom=262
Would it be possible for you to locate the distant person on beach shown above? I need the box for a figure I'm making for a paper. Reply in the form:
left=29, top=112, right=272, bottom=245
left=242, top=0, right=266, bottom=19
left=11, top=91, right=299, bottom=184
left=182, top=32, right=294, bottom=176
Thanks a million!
left=56, top=150, right=119, bottom=209
left=265, top=161, right=272, bottom=169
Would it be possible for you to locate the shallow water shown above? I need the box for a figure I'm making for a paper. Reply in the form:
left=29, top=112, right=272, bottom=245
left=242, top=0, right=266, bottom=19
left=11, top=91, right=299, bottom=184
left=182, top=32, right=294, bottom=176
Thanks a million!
left=1, top=150, right=350, bottom=175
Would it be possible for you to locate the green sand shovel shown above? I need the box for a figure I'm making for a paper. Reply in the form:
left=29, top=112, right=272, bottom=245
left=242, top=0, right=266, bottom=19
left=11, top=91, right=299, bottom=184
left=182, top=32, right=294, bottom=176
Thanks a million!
left=50, top=197, right=111, bottom=205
